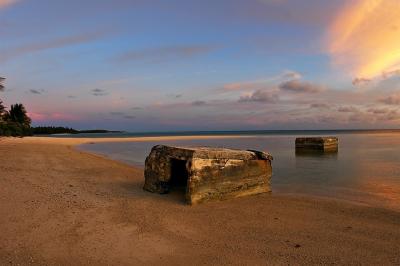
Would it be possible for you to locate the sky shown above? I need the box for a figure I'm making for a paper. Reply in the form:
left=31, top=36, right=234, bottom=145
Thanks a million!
left=1, top=0, right=400, bottom=131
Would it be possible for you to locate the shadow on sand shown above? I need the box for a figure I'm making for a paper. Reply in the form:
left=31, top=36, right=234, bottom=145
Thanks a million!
left=108, top=179, right=188, bottom=205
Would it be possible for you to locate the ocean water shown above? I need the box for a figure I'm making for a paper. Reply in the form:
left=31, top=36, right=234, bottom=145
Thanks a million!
left=78, top=131, right=400, bottom=211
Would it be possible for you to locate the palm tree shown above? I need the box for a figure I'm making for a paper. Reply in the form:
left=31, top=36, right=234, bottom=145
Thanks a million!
left=0, top=78, right=5, bottom=122
left=7, top=103, right=31, bottom=126
left=0, top=77, right=5, bottom=92
left=0, top=100, right=6, bottom=118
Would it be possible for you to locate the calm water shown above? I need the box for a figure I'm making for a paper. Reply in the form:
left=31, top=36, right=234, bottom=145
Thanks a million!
left=78, top=132, right=400, bottom=211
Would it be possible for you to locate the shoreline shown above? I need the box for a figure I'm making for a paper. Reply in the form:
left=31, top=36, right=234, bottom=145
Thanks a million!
left=1, top=137, right=400, bottom=264
left=12, top=135, right=400, bottom=212
left=14, top=135, right=257, bottom=145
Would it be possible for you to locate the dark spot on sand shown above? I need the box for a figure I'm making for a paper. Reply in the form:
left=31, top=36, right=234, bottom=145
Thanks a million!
left=294, top=244, right=301, bottom=248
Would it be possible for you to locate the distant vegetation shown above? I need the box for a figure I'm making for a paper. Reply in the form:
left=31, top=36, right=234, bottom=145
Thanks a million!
left=78, top=129, right=122, bottom=134
left=0, top=78, right=32, bottom=137
left=32, top=126, right=78, bottom=135
left=32, top=127, right=121, bottom=135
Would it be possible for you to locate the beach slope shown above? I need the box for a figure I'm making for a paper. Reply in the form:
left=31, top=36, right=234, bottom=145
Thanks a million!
left=0, top=137, right=399, bottom=265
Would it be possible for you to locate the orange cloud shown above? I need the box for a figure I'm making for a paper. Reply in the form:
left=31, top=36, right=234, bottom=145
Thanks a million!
left=328, top=0, right=400, bottom=79
left=0, top=0, right=18, bottom=8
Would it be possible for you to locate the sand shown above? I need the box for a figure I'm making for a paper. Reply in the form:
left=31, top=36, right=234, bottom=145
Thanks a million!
left=0, top=137, right=399, bottom=265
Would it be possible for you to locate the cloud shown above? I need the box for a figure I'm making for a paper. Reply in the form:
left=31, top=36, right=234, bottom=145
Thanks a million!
left=67, top=95, right=77, bottom=99
left=221, top=81, right=259, bottom=92
left=191, top=100, right=207, bottom=106
left=352, top=77, right=371, bottom=86
left=131, top=107, right=143, bottom=110
left=91, top=88, right=108, bottom=96
left=382, top=69, right=400, bottom=79
left=279, top=79, right=324, bottom=93
left=167, top=93, right=183, bottom=99
left=29, top=89, right=42, bottom=94
left=238, top=90, right=279, bottom=103
left=110, top=111, right=124, bottom=116
left=29, top=112, right=79, bottom=122
left=367, top=108, right=392, bottom=114
left=0, top=0, right=18, bottom=9
left=338, top=106, right=359, bottom=113
left=0, top=31, right=108, bottom=62
left=379, top=93, right=400, bottom=105
left=310, top=103, right=330, bottom=109
left=281, top=70, right=302, bottom=80
left=114, top=45, right=216, bottom=64
left=108, top=111, right=136, bottom=119
left=219, top=71, right=301, bottom=93
left=328, top=0, right=400, bottom=79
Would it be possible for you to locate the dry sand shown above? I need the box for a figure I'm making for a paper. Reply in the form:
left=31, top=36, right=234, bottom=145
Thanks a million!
left=0, top=137, right=399, bottom=265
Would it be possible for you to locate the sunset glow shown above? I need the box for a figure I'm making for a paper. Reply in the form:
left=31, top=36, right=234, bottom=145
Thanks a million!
left=1, top=0, right=400, bottom=130
left=328, top=0, right=400, bottom=79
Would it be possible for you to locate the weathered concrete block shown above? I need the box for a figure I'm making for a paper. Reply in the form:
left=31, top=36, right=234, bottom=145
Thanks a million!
left=143, top=145, right=273, bottom=205
left=295, top=137, right=338, bottom=152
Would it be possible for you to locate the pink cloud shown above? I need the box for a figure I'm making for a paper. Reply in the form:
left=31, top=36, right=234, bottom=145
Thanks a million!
left=29, top=112, right=80, bottom=123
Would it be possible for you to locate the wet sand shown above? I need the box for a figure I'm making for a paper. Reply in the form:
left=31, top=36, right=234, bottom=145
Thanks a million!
left=0, top=137, right=399, bottom=265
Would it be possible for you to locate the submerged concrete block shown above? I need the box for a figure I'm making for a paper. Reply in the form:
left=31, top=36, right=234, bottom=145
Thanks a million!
left=143, top=145, right=273, bottom=205
left=295, top=137, right=338, bottom=152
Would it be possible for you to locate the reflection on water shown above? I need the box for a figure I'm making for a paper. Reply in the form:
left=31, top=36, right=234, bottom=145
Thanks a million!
left=295, top=149, right=338, bottom=158
left=79, top=133, right=400, bottom=211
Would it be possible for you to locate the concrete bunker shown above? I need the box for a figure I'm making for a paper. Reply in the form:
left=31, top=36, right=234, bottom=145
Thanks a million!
left=295, top=137, right=338, bottom=153
left=143, top=145, right=273, bottom=205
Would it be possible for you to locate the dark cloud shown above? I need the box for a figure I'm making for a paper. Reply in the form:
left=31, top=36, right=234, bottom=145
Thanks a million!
left=131, top=107, right=143, bottom=110
left=110, top=111, right=124, bottom=116
left=191, top=100, right=207, bottom=106
left=352, top=77, right=371, bottom=86
left=91, top=88, right=108, bottom=96
left=114, top=45, right=217, bottom=64
left=279, top=80, right=324, bottom=93
left=367, top=108, right=391, bottom=114
left=29, top=89, right=42, bottom=94
left=238, top=90, right=278, bottom=103
left=310, top=103, right=330, bottom=109
left=378, top=93, right=400, bottom=105
left=337, top=106, right=359, bottom=113
left=108, top=111, right=136, bottom=119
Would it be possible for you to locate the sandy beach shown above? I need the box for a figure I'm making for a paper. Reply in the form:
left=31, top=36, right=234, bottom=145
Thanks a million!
left=1, top=137, right=399, bottom=265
